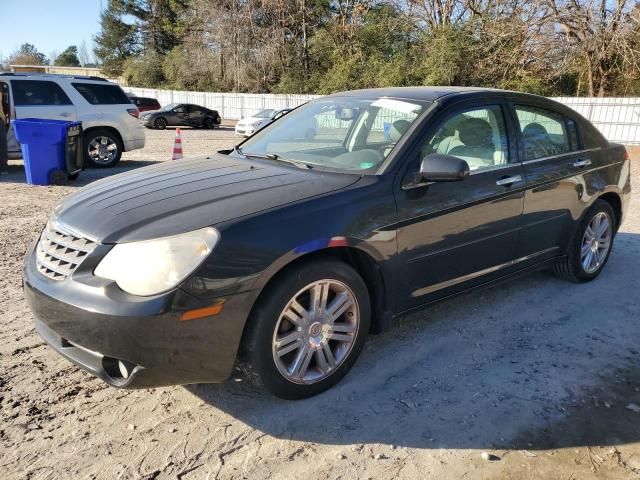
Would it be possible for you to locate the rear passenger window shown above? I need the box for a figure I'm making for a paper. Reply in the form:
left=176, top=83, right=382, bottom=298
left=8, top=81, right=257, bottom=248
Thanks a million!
left=12, top=80, right=72, bottom=106
left=72, top=83, right=132, bottom=105
left=515, top=106, right=573, bottom=160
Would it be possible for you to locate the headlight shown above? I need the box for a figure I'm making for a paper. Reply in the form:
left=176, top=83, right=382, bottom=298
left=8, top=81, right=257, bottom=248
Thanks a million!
left=249, top=121, right=263, bottom=127
left=94, top=227, right=220, bottom=296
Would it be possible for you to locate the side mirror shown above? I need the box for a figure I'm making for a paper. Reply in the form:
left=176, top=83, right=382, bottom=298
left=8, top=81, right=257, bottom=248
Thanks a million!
left=420, top=154, right=470, bottom=182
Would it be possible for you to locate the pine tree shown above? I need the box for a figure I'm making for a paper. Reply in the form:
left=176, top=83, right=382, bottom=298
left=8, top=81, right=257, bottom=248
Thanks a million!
left=54, top=46, right=81, bottom=67
left=94, top=0, right=139, bottom=75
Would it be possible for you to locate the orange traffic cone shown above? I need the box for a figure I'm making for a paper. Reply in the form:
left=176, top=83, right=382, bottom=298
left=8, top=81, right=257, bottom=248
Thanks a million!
left=172, top=128, right=184, bottom=160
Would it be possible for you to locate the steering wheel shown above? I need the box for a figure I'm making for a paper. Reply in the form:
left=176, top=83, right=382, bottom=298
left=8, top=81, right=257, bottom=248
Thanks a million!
left=376, top=142, right=397, bottom=154
left=525, top=139, right=552, bottom=159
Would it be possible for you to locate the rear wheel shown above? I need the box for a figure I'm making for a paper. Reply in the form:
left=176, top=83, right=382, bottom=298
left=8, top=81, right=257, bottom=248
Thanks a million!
left=244, top=258, right=370, bottom=399
left=85, top=129, right=122, bottom=168
left=203, top=117, right=216, bottom=129
left=554, top=199, right=616, bottom=282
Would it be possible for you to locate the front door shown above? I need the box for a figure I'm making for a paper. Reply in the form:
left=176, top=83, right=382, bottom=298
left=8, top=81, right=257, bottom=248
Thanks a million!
left=171, top=105, right=189, bottom=126
left=9, top=79, right=78, bottom=158
left=394, top=102, right=525, bottom=311
left=0, top=81, right=20, bottom=156
left=11, top=79, right=77, bottom=122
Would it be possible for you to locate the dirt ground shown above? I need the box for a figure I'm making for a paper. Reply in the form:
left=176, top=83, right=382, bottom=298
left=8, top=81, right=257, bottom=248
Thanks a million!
left=1, top=126, right=640, bottom=480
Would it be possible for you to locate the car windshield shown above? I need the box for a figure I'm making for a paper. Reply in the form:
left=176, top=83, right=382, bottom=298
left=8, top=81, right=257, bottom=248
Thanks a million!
left=235, top=97, right=427, bottom=172
left=159, top=103, right=178, bottom=111
left=254, top=109, right=276, bottom=118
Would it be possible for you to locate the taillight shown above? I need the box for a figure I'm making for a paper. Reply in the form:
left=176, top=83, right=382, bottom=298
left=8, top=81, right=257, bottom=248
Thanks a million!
left=623, top=149, right=629, bottom=161
left=127, top=108, right=139, bottom=118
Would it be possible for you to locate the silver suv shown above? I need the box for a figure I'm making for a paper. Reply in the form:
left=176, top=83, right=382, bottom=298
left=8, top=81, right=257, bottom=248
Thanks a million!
left=0, top=73, right=145, bottom=168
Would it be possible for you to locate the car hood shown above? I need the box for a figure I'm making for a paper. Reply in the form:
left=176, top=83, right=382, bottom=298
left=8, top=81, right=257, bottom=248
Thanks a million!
left=52, top=154, right=361, bottom=243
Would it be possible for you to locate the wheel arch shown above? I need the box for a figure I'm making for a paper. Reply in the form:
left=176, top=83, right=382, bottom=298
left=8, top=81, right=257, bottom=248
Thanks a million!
left=597, top=191, right=622, bottom=231
left=248, top=246, right=391, bottom=337
left=83, top=125, right=124, bottom=149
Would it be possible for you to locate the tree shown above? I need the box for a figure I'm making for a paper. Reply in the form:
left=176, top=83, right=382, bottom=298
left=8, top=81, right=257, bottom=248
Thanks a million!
left=78, top=41, right=93, bottom=67
left=55, top=46, right=81, bottom=67
left=7, top=43, right=48, bottom=66
left=546, top=0, right=640, bottom=96
left=94, top=0, right=139, bottom=75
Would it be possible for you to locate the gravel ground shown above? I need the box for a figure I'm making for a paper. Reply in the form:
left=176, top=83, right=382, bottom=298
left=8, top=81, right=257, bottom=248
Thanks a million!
left=1, top=127, right=640, bottom=480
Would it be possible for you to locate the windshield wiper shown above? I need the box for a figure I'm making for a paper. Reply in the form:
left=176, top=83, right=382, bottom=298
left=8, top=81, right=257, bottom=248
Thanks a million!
left=234, top=145, right=278, bottom=161
left=234, top=146, right=313, bottom=169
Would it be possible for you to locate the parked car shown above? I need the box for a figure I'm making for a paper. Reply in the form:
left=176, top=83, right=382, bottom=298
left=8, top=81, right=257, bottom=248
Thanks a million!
left=235, top=108, right=291, bottom=136
left=140, top=103, right=221, bottom=130
left=0, top=72, right=145, bottom=168
left=127, top=95, right=161, bottom=116
left=24, top=87, right=630, bottom=399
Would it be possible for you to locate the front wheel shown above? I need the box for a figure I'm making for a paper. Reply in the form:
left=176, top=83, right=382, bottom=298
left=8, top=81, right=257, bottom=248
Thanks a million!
left=554, top=199, right=616, bottom=282
left=244, top=258, right=370, bottom=399
left=154, top=117, right=168, bottom=130
left=203, top=117, right=216, bottom=129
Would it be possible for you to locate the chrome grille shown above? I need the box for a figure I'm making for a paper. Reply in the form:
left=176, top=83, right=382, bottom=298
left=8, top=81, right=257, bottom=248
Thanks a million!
left=36, top=225, right=97, bottom=281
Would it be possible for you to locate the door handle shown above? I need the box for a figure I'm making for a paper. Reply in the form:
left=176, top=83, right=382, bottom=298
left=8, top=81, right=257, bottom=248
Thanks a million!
left=496, top=175, right=522, bottom=186
left=59, top=112, right=72, bottom=118
left=572, top=159, right=592, bottom=168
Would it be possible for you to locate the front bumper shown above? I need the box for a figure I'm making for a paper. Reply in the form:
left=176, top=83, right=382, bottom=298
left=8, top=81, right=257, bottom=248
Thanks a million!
left=235, top=125, right=255, bottom=136
left=23, top=248, right=259, bottom=388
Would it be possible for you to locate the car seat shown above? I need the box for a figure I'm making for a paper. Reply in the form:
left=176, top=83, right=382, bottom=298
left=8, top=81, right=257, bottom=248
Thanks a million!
left=448, top=118, right=496, bottom=168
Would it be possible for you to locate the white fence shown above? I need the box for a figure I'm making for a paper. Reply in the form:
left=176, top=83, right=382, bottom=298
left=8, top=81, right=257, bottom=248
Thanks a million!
left=125, top=87, right=640, bottom=144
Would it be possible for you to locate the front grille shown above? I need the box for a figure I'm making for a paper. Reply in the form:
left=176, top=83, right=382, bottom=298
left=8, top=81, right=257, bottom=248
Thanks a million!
left=36, top=225, right=97, bottom=281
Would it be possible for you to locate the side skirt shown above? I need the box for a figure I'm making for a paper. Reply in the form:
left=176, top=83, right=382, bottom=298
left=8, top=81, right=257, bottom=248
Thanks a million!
left=391, top=255, right=565, bottom=322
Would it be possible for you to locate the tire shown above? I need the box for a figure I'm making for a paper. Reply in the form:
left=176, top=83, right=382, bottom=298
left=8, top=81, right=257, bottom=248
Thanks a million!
left=203, top=117, right=215, bottom=129
left=84, top=129, right=123, bottom=168
left=244, top=258, right=371, bottom=399
left=554, top=199, right=616, bottom=283
left=154, top=117, right=167, bottom=130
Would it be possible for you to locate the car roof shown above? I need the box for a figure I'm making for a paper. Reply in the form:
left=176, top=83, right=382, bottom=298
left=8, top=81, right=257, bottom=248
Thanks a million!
left=330, top=86, right=546, bottom=103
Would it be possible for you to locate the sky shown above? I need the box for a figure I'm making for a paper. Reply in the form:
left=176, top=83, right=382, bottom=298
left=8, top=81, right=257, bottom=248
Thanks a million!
left=1, top=0, right=104, bottom=63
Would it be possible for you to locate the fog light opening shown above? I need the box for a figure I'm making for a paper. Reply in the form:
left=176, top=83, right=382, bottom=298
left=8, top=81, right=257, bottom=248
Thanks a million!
left=118, top=360, right=130, bottom=379
left=102, top=356, right=136, bottom=382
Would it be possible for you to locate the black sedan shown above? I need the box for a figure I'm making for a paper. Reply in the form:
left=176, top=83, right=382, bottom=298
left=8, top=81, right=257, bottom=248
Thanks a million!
left=140, top=103, right=222, bottom=129
left=24, top=87, right=631, bottom=399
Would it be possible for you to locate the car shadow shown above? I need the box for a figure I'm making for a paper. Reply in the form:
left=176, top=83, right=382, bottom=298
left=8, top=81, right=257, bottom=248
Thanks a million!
left=185, top=231, right=640, bottom=451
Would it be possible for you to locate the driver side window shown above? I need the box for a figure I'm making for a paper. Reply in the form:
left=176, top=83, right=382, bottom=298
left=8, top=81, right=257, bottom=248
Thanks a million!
left=422, top=105, right=509, bottom=172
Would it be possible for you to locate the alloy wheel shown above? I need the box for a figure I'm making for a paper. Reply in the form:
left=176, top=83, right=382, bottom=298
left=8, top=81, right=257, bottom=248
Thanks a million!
left=272, top=279, right=359, bottom=384
left=581, top=211, right=612, bottom=274
left=88, top=136, right=118, bottom=166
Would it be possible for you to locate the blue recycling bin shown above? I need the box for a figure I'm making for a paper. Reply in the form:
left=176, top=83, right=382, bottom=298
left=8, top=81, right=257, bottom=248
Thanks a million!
left=13, top=118, right=81, bottom=186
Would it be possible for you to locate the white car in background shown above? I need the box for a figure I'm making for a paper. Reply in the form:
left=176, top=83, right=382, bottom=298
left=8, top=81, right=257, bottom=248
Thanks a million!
left=0, top=73, right=145, bottom=168
left=235, top=108, right=291, bottom=137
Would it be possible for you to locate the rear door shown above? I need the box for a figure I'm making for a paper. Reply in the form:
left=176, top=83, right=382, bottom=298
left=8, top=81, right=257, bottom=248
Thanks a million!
left=187, top=105, right=205, bottom=127
left=511, top=102, right=586, bottom=262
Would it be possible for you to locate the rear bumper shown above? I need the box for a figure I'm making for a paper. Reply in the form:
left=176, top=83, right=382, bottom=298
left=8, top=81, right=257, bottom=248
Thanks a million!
left=23, top=249, right=258, bottom=388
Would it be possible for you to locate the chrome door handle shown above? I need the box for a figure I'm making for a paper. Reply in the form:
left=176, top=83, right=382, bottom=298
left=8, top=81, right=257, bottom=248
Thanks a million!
left=573, top=159, right=592, bottom=168
left=496, top=175, right=522, bottom=186
left=59, top=112, right=72, bottom=118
